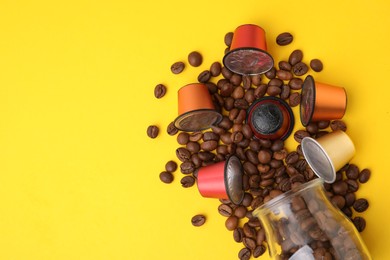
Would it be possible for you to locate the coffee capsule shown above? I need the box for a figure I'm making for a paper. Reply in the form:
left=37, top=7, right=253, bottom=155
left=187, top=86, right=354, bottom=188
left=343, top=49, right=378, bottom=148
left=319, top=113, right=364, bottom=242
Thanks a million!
left=246, top=96, right=294, bottom=140
left=196, top=155, right=244, bottom=205
left=174, top=83, right=222, bottom=132
left=301, top=130, right=355, bottom=183
left=300, top=75, right=347, bottom=126
left=223, top=24, right=274, bottom=75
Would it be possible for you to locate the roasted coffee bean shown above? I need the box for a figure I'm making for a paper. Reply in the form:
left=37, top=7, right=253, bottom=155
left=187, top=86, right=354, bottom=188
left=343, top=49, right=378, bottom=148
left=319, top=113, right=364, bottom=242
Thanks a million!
left=359, top=168, right=371, bottom=183
left=198, top=70, right=211, bottom=83
left=306, top=122, right=319, bottom=134
left=222, top=66, right=233, bottom=79
left=218, top=204, right=233, bottom=217
left=288, top=77, right=303, bottom=90
left=159, top=171, right=174, bottom=184
left=176, top=147, right=191, bottom=162
left=186, top=141, right=200, bottom=153
left=292, top=62, right=309, bottom=76
left=331, top=195, right=346, bottom=209
left=276, top=70, right=293, bottom=81
left=243, top=237, right=256, bottom=250
left=271, top=139, right=284, bottom=152
left=191, top=214, right=206, bottom=227
left=188, top=51, right=202, bottom=67
left=167, top=121, right=178, bottom=135
left=224, top=32, right=234, bottom=46
left=165, top=160, right=178, bottom=172
left=317, top=120, right=330, bottom=129
left=345, top=192, right=356, bottom=207
left=316, top=131, right=329, bottom=138
left=198, top=151, right=215, bottom=161
left=230, top=73, right=242, bottom=86
left=258, top=149, right=272, bottom=164
left=267, top=85, right=282, bottom=96
left=285, top=151, right=299, bottom=164
left=353, top=198, right=369, bottom=212
left=233, top=227, right=244, bottom=242
left=232, top=86, right=245, bottom=99
left=177, top=132, right=190, bottom=145
left=244, top=88, right=255, bottom=103
left=268, top=78, right=284, bottom=87
left=254, top=84, right=268, bottom=98
left=289, top=50, right=303, bottom=66
left=310, top=59, right=323, bottom=72
left=247, top=217, right=261, bottom=228
left=251, top=74, right=262, bottom=86
left=332, top=180, right=348, bottom=195
left=244, top=161, right=258, bottom=175
left=242, top=124, right=253, bottom=139
left=234, top=98, right=249, bottom=109
left=203, top=131, right=219, bottom=141
left=238, top=247, right=251, bottom=260
left=353, top=217, right=366, bottom=232
left=279, top=61, right=292, bottom=71
left=253, top=245, right=266, bottom=258
left=346, top=164, right=359, bottom=179
left=294, top=130, right=310, bottom=143
left=280, top=85, right=290, bottom=100
left=346, top=179, right=359, bottom=192
left=265, top=67, right=276, bottom=79
left=201, top=140, right=218, bottom=151
left=218, top=116, right=234, bottom=129
left=234, top=206, right=247, bottom=219
left=330, top=120, right=347, bottom=131
left=180, top=161, right=195, bottom=174
left=276, top=32, right=293, bottom=46
left=206, top=82, right=218, bottom=94
left=181, top=175, right=195, bottom=187
left=242, top=75, right=251, bottom=89
left=289, top=92, right=301, bottom=107
left=210, top=61, right=222, bottom=76
left=225, top=216, right=239, bottom=230
left=273, top=149, right=288, bottom=160
left=224, top=96, right=235, bottom=111
left=154, top=83, right=167, bottom=99
left=189, top=132, right=203, bottom=142
left=171, top=61, right=185, bottom=74
left=147, top=125, right=159, bottom=138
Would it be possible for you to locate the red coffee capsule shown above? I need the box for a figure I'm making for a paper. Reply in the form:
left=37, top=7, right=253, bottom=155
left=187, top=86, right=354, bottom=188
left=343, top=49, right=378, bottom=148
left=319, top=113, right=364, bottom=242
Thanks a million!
left=174, top=83, right=223, bottom=132
left=196, top=155, right=244, bottom=205
left=300, top=75, right=347, bottom=126
left=223, top=24, right=274, bottom=75
left=247, top=96, right=294, bottom=140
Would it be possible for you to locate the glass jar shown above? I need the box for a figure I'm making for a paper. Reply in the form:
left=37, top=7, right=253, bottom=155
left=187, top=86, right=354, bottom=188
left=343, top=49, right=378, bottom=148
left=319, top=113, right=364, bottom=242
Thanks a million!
left=253, top=179, right=371, bottom=260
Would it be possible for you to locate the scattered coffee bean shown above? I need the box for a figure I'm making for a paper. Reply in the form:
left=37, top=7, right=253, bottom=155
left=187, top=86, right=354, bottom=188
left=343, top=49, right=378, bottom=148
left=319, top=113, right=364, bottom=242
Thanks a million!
left=165, top=160, right=178, bottom=172
left=218, top=204, right=233, bottom=217
left=353, top=198, right=369, bottom=212
left=238, top=247, right=251, bottom=260
left=289, top=49, right=303, bottom=66
left=224, top=32, right=234, bottom=46
left=188, top=51, right=203, bottom=67
left=210, top=61, right=222, bottom=76
left=353, top=217, right=366, bottom=232
left=191, top=214, right=206, bottom=227
left=159, top=171, right=174, bottom=184
left=154, top=84, right=167, bottom=99
left=310, top=59, right=323, bottom=72
left=359, top=168, right=371, bottom=183
left=233, top=227, right=244, bottom=242
left=276, top=32, right=293, bottom=46
left=294, top=130, right=310, bottom=143
left=289, top=92, right=301, bottom=107
left=225, top=216, right=239, bottom=231
left=147, top=125, right=159, bottom=138
left=346, top=164, right=359, bottom=179
left=181, top=175, right=195, bottom=187
left=198, top=70, right=211, bottom=83
left=330, top=120, right=347, bottom=131
left=167, top=121, right=178, bottom=135
left=171, top=61, right=185, bottom=74
left=177, top=132, right=189, bottom=145
left=292, top=62, right=309, bottom=76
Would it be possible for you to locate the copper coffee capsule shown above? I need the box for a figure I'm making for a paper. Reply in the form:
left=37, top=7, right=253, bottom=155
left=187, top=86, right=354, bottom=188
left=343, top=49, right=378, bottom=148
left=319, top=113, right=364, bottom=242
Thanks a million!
left=300, top=75, right=347, bottom=126
left=174, top=83, right=222, bottom=132
left=247, top=96, right=295, bottom=140
left=223, top=24, right=274, bottom=75
left=196, top=155, right=244, bottom=205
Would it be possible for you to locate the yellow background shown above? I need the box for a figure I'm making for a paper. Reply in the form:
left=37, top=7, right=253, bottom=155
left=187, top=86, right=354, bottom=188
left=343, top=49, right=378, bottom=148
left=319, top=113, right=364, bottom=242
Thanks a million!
left=0, top=0, right=389, bottom=259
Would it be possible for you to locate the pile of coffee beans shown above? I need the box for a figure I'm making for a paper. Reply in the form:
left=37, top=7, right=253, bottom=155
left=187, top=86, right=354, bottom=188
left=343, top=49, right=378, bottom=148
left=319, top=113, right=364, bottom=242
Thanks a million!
left=148, top=29, right=371, bottom=260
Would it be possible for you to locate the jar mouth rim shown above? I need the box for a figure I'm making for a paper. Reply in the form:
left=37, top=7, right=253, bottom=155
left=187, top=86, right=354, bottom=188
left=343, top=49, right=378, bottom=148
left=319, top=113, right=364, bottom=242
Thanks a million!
left=253, top=178, right=324, bottom=217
